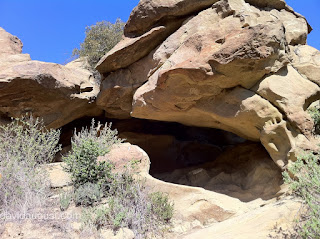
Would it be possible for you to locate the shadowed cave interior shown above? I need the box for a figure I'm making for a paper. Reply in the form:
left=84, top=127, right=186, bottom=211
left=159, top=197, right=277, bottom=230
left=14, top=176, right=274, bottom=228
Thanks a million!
left=59, top=117, right=283, bottom=202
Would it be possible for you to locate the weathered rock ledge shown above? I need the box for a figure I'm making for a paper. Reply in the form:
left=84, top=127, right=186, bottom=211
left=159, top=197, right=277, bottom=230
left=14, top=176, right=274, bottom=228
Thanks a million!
left=0, top=27, right=102, bottom=128
left=95, top=0, right=320, bottom=169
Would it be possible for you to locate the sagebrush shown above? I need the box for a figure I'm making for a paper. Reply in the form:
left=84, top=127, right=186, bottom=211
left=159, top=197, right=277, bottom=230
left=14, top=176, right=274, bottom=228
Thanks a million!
left=283, top=151, right=320, bottom=238
left=59, top=191, right=72, bottom=211
left=81, top=170, right=174, bottom=239
left=74, top=182, right=102, bottom=207
left=0, top=115, right=61, bottom=218
left=63, top=119, right=122, bottom=190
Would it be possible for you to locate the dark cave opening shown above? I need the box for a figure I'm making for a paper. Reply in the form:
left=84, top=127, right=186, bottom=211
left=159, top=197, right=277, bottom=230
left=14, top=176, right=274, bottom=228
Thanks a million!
left=58, top=117, right=283, bottom=202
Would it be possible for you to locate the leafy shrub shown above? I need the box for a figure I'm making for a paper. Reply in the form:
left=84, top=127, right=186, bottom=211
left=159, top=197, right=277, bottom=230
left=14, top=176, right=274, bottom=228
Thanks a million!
left=0, top=115, right=61, bottom=217
left=0, top=115, right=61, bottom=165
left=149, top=192, right=174, bottom=223
left=63, top=119, right=122, bottom=190
left=283, top=151, right=320, bottom=238
left=72, top=19, right=125, bottom=69
left=79, top=170, right=174, bottom=238
left=74, top=183, right=102, bottom=207
left=65, top=119, right=174, bottom=238
left=106, top=173, right=149, bottom=231
left=81, top=205, right=109, bottom=231
left=59, top=191, right=72, bottom=211
left=307, top=107, right=320, bottom=134
left=105, top=172, right=174, bottom=238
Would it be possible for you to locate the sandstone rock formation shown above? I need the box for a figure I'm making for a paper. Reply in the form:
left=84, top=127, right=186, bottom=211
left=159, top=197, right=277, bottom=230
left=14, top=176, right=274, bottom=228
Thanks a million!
left=181, top=197, right=302, bottom=239
left=0, top=28, right=102, bottom=128
left=1, top=0, right=316, bottom=237
left=96, top=0, right=320, bottom=169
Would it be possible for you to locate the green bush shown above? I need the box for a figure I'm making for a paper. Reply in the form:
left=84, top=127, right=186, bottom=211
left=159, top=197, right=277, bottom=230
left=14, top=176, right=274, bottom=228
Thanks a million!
left=72, top=19, right=125, bottom=69
left=307, top=107, right=320, bottom=134
left=64, top=119, right=174, bottom=238
left=0, top=115, right=61, bottom=217
left=59, top=191, right=72, bottom=211
left=149, top=192, right=174, bottom=223
left=283, top=151, right=320, bottom=238
left=81, top=205, right=109, bottom=231
left=79, top=170, right=174, bottom=238
left=105, top=172, right=174, bottom=238
left=74, top=183, right=102, bottom=207
left=63, top=119, right=122, bottom=190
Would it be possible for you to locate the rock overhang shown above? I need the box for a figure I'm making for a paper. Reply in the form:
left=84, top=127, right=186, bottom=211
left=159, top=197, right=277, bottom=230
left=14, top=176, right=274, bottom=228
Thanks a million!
left=95, top=0, right=320, bottom=169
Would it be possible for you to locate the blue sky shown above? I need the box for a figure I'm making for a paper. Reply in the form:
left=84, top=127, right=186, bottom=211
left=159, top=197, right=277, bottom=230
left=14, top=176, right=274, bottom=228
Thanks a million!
left=0, top=0, right=319, bottom=64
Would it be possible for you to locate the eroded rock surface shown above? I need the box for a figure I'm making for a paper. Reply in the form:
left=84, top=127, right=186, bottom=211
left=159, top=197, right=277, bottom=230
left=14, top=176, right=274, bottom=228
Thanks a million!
left=96, top=0, right=320, bottom=168
left=0, top=28, right=102, bottom=128
left=180, top=197, right=301, bottom=239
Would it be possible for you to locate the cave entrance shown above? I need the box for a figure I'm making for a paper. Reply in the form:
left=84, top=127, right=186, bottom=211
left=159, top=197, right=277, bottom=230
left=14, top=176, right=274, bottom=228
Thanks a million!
left=59, top=117, right=283, bottom=202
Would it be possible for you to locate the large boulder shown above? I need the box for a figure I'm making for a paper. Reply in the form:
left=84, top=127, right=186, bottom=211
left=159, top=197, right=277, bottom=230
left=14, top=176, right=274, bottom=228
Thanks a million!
left=124, top=0, right=221, bottom=36
left=289, top=45, right=320, bottom=87
left=0, top=28, right=102, bottom=128
left=123, top=0, right=304, bottom=37
left=0, top=28, right=23, bottom=55
left=96, top=0, right=319, bottom=168
left=252, top=65, right=320, bottom=137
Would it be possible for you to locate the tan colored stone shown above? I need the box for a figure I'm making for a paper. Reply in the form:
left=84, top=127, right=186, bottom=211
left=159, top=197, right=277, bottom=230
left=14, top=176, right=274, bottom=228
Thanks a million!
left=144, top=175, right=239, bottom=224
left=96, top=24, right=183, bottom=74
left=261, top=121, right=295, bottom=169
left=275, top=10, right=308, bottom=45
left=0, top=27, right=23, bottom=55
left=45, top=162, right=72, bottom=188
left=253, top=65, right=320, bottom=136
left=180, top=198, right=302, bottom=239
left=244, top=0, right=287, bottom=9
left=0, top=29, right=102, bottom=128
left=124, top=0, right=220, bottom=36
left=96, top=69, right=139, bottom=119
left=97, top=0, right=308, bottom=118
left=1, top=219, right=80, bottom=239
left=98, top=143, right=150, bottom=174
left=99, top=0, right=313, bottom=168
left=290, top=45, right=320, bottom=86
left=96, top=44, right=163, bottom=118
left=114, top=228, right=135, bottom=239
left=97, top=0, right=310, bottom=151
left=133, top=86, right=282, bottom=141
